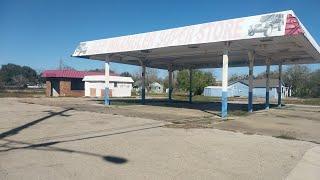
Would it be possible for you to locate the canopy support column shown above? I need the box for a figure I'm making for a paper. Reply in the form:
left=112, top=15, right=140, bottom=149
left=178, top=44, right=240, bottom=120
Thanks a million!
left=265, top=58, right=271, bottom=110
left=278, top=63, right=282, bottom=108
left=104, top=57, right=110, bottom=105
left=221, top=49, right=229, bottom=119
left=168, top=64, right=173, bottom=102
left=189, top=68, right=193, bottom=103
left=141, top=62, right=146, bottom=105
left=248, top=51, right=255, bottom=113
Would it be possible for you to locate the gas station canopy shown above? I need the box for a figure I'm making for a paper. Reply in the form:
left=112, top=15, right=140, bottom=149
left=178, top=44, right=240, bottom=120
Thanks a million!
left=72, top=10, right=320, bottom=69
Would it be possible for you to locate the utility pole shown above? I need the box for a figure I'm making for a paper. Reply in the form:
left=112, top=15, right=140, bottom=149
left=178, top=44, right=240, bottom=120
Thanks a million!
left=59, top=57, right=63, bottom=70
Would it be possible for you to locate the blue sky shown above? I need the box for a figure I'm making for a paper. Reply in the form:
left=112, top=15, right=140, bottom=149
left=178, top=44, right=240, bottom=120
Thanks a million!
left=0, top=0, right=319, bottom=80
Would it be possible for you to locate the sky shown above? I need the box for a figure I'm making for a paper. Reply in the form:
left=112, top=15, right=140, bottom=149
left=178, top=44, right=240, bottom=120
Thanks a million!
left=0, top=0, right=319, bottom=80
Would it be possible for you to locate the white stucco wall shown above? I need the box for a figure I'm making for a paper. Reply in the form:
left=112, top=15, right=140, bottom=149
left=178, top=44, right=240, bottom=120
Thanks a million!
left=84, top=81, right=132, bottom=97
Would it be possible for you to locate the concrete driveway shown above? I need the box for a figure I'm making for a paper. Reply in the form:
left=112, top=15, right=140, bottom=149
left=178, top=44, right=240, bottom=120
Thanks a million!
left=0, top=98, right=318, bottom=180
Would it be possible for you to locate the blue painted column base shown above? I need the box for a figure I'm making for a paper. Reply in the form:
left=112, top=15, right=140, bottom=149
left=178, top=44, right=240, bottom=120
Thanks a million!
left=248, top=91, right=253, bottom=112
left=104, top=87, right=110, bottom=105
left=141, top=88, right=145, bottom=105
left=265, top=91, right=269, bottom=110
left=221, top=91, right=228, bottom=118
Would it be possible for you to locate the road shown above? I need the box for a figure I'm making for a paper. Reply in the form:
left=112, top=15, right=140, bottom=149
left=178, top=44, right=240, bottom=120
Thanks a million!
left=0, top=98, right=318, bottom=180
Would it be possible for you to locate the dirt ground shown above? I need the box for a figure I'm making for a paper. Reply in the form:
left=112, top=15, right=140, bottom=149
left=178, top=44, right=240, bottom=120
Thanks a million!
left=214, top=104, right=320, bottom=144
left=20, top=97, right=320, bottom=143
left=0, top=98, right=318, bottom=180
left=19, top=97, right=217, bottom=121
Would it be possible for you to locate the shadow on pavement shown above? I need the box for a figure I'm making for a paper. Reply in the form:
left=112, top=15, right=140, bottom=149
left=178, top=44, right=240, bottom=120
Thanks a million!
left=103, top=156, right=128, bottom=164
left=1, top=138, right=128, bottom=164
left=0, top=123, right=164, bottom=164
left=0, top=108, right=73, bottom=139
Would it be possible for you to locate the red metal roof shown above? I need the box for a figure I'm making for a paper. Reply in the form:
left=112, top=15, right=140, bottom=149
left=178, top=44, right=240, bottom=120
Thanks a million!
left=42, top=70, right=115, bottom=78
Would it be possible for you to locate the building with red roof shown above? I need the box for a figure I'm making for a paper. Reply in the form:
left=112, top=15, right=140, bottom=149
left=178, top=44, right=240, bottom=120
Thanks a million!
left=42, top=70, right=109, bottom=97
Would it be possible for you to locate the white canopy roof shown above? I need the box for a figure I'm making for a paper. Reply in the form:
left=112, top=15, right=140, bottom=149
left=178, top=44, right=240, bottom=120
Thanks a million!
left=83, top=75, right=134, bottom=83
left=72, top=10, right=320, bottom=70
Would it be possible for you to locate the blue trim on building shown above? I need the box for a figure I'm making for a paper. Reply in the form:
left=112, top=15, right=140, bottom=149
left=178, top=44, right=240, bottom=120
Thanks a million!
left=104, top=87, right=110, bottom=105
left=248, top=91, right=253, bottom=112
left=265, top=91, right=269, bottom=109
left=221, top=91, right=228, bottom=118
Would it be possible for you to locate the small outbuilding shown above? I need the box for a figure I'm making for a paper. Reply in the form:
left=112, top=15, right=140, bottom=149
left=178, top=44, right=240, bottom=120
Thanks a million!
left=203, top=86, right=227, bottom=97
left=83, top=75, right=134, bottom=97
left=42, top=70, right=103, bottom=97
left=204, top=79, right=290, bottom=99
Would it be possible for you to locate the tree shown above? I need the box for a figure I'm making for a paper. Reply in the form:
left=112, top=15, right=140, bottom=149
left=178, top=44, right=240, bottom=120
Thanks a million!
left=88, top=68, right=116, bottom=75
left=12, top=75, right=28, bottom=87
left=120, top=72, right=132, bottom=77
left=60, top=65, right=76, bottom=70
left=58, top=59, right=76, bottom=70
left=0, top=63, right=39, bottom=87
left=146, top=68, right=160, bottom=85
left=252, top=64, right=320, bottom=98
left=22, top=66, right=38, bottom=83
left=176, top=70, right=189, bottom=91
left=229, top=74, right=248, bottom=82
left=309, top=69, right=320, bottom=97
left=163, top=71, right=178, bottom=91
left=88, top=68, right=104, bottom=72
left=131, top=68, right=163, bottom=92
left=255, top=70, right=279, bottom=79
left=177, top=69, right=215, bottom=95
left=163, top=75, right=169, bottom=90
left=131, top=71, right=141, bottom=84
left=132, top=68, right=162, bottom=91
left=283, top=65, right=311, bottom=97
left=0, top=81, right=4, bottom=89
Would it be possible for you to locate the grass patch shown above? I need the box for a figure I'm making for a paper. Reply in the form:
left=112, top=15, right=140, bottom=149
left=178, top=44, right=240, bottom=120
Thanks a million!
left=173, top=94, right=248, bottom=103
left=165, top=117, right=214, bottom=129
left=229, top=110, right=248, bottom=116
left=173, top=94, right=221, bottom=102
left=284, top=98, right=320, bottom=106
left=0, top=89, right=45, bottom=98
left=275, top=134, right=297, bottom=140
left=110, top=100, right=140, bottom=106
left=148, top=93, right=167, bottom=97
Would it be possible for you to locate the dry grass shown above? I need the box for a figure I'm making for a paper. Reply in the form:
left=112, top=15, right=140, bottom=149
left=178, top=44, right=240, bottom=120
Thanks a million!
left=165, top=117, right=214, bottom=129
left=284, top=98, right=320, bottom=106
left=0, top=89, right=45, bottom=98
left=274, top=131, right=298, bottom=140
